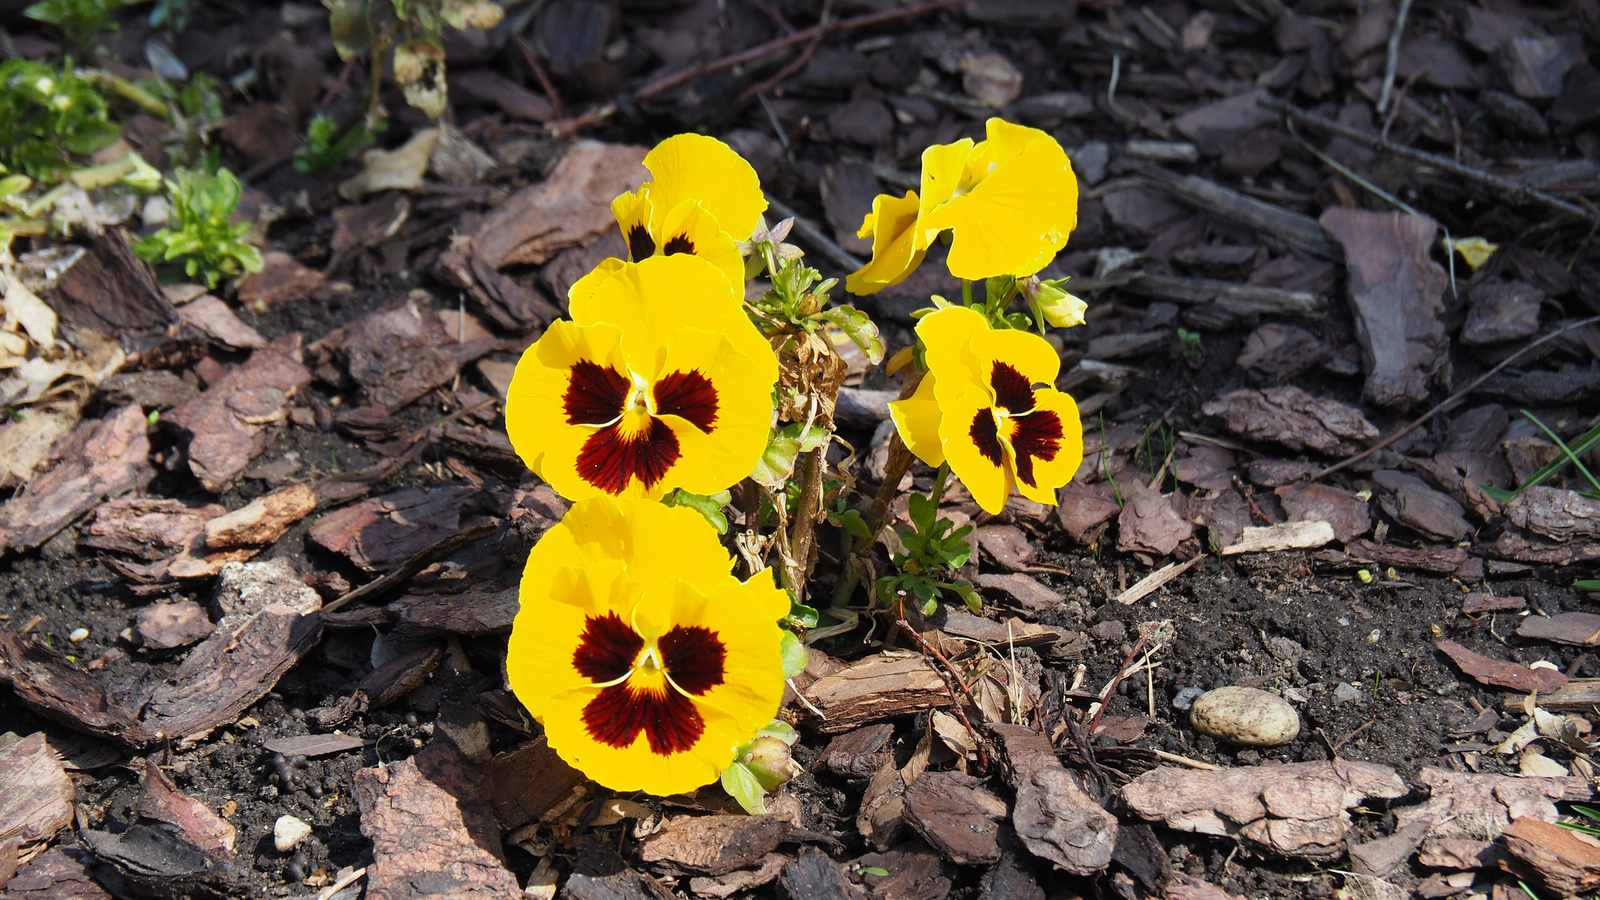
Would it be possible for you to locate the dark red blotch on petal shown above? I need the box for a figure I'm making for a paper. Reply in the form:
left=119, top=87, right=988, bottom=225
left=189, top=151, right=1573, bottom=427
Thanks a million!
left=576, top=417, right=681, bottom=494
left=565, top=361, right=629, bottom=426
left=1010, top=409, right=1063, bottom=487
left=573, top=612, right=643, bottom=683
left=989, top=362, right=1034, bottom=414
left=663, top=234, right=695, bottom=255
left=583, top=681, right=705, bottom=755
left=653, top=370, right=719, bottom=433
left=627, top=225, right=656, bottom=261
left=970, top=409, right=1004, bottom=467
left=658, top=625, right=726, bottom=695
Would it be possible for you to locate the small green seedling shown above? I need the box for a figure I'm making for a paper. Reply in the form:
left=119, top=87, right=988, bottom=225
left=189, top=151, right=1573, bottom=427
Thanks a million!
left=875, top=465, right=978, bottom=616
left=0, top=59, right=120, bottom=180
left=134, top=167, right=261, bottom=288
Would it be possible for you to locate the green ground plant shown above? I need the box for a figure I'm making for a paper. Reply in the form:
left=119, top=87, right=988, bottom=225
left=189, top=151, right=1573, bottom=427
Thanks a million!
left=0, top=59, right=120, bottom=180
left=134, top=167, right=261, bottom=287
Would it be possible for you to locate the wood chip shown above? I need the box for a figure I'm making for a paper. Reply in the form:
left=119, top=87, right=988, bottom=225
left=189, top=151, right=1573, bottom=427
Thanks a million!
left=640, top=814, right=840, bottom=877
left=482, top=736, right=588, bottom=830
left=975, top=573, right=1064, bottom=614
left=992, top=724, right=1117, bottom=875
left=1436, top=640, right=1568, bottom=693
left=1202, top=385, right=1378, bottom=455
left=1518, top=612, right=1600, bottom=646
left=1220, top=521, right=1335, bottom=555
left=261, top=734, right=366, bottom=758
left=0, top=734, right=74, bottom=864
left=165, top=335, right=312, bottom=492
left=798, top=654, right=950, bottom=734
left=354, top=741, right=521, bottom=900
left=136, top=759, right=236, bottom=855
left=901, top=771, right=1006, bottom=866
left=1500, top=815, right=1600, bottom=896
left=1114, top=554, right=1203, bottom=605
left=204, top=483, right=317, bottom=549
left=0, top=403, right=153, bottom=555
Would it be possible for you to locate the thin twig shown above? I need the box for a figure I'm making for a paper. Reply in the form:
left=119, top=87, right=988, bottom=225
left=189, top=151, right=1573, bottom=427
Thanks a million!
left=1313, top=315, right=1600, bottom=480
left=548, top=0, right=974, bottom=138
left=1260, top=95, right=1598, bottom=223
left=1086, top=628, right=1153, bottom=737
left=897, top=619, right=990, bottom=773
left=740, top=0, right=832, bottom=102
left=514, top=37, right=568, bottom=122
left=1375, top=0, right=1414, bottom=116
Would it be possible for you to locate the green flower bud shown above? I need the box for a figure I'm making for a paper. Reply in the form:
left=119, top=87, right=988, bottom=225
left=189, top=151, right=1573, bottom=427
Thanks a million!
left=1027, top=276, right=1086, bottom=328
left=120, top=153, right=163, bottom=194
left=740, top=735, right=803, bottom=792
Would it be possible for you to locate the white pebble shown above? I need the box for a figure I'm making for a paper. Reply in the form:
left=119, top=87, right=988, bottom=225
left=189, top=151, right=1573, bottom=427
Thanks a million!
left=274, top=814, right=312, bottom=853
left=69, top=627, right=89, bottom=643
left=1190, top=686, right=1301, bottom=747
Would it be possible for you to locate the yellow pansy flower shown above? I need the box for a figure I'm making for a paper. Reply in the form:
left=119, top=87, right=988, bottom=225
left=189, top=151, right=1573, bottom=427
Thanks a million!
left=846, top=119, right=1079, bottom=294
left=890, top=306, right=1083, bottom=513
left=507, top=497, right=789, bottom=796
left=505, top=254, right=778, bottom=501
left=608, top=133, right=767, bottom=290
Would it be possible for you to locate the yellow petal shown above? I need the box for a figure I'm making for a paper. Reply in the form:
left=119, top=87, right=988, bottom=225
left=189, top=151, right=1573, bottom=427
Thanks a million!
left=845, top=190, right=927, bottom=295
left=888, top=371, right=945, bottom=468
left=1007, top=387, right=1083, bottom=505
left=570, top=255, right=776, bottom=386
left=504, top=319, right=628, bottom=481
left=935, top=384, right=1013, bottom=514
left=568, top=256, right=627, bottom=310
left=922, top=133, right=1077, bottom=280
left=506, top=560, right=633, bottom=720
left=1446, top=235, right=1498, bottom=271
left=918, top=137, right=976, bottom=220
left=915, top=305, right=989, bottom=398
left=638, top=134, right=767, bottom=241
left=965, top=319, right=1062, bottom=391
left=656, top=200, right=748, bottom=291
left=648, top=325, right=776, bottom=497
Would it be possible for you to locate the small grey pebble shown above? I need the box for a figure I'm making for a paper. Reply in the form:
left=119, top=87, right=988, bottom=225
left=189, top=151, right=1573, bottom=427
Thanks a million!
left=1172, top=686, right=1205, bottom=711
left=1334, top=682, right=1363, bottom=704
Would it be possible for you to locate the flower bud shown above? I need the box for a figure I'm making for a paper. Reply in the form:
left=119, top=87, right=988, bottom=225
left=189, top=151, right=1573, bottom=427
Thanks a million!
left=120, top=153, right=163, bottom=193
left=1026, top=276, right=1086, bottom=329
left=740, top=736, right=803, bottom=791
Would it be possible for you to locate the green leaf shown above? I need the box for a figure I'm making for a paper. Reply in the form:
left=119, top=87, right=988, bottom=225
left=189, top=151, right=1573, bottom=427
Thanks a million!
left=857, top=866, right=890, bottom=877
left=719, top=761, right=767, bottom=815
left=786, top=599, right=819, bottom=629
left=755, top=719, right=799, bottom=745
left=818, top=305, right=885, bottom=365
left=661, top=488, right=730, bottom=534
left=1511, top=413, right=1600, bottom=499
left=750, top=422, right=829, bottom=489
left=779, top=630, right=807, bottom=679
left=946, top=580, right=982, bottom=614
left=1576, top=581, right=1600, bottom=592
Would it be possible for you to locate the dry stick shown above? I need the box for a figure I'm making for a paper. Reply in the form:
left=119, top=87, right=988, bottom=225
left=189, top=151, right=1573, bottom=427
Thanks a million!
left=1259, top=95, right=1598, bottom=223
left=514, top=37, right=569, bottom=122
left=1312, top=314, right=1600, bottom=480
left=788, top=448, right=827, bottom=607
left=739, top=0, right=833, bottom=103
left=896, top=618, right=990, bottom=774
left=1086, top=628, right=1153, bottom=738
left=548, top=0, right=975, bottom=138
left=1375, top=0, right=1415, bottom=116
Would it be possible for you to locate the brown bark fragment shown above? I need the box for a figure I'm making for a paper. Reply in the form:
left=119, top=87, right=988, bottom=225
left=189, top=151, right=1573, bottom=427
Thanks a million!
left=1202, top=385, right=1378, bottom=455
left=0, top=847, right=112, bottom=899
left=1500, top=815, right=1600, bottom=897
left=307, top=296, right=496, bottom=414
left=482, top=737, right=589, bottom=830
left=777, top=846, right=866, bottom=900
left=901, top=771, right=1006, bottom=866
left=1121, top=761, right=1405, bottom=859
left=639, top=814, right=840, bottom=877
left=1318, top=208, right=1450, bottom=408
left=164, top=335, right=312, bottom=492
left=203, top=483, right=317, bottom=549
left=308, top=485, right=500, bottom=572
left=1435, top=640, right=1568, bottom=693
left=0, top=734, right=74, bottom=864
left=82, top=498, right=222, bottom=560
left=0, top=403, right=153, bottom=554
left=354, top=742, right=521, bottom=900
left=822, top=724, right=895, bottom=778
left=798, top=655, right=949, bottom=734
left=136, top=760, right=236, bottom=855
left=1394, top=768, right=1592, bottom=843
left=991, top=723, right=1117, bottom=875
left=1518, top=612, right=1600, bottom=647
left=0, top=631, right=150, bottom=749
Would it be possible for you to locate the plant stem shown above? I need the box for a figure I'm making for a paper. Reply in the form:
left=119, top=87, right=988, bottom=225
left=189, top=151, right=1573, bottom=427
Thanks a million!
left=787, top=447, right=826, bottom=606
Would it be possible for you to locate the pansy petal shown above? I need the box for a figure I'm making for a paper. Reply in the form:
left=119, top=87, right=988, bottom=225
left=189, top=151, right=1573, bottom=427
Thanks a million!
left=567, top=256, right=628, bottom=311
left=918, top=137, right=975, bottom=221
left=915, top=306, right=990, bottom=401
left=844, top=190, right=926, bottom=295
left=936, top=385, right=1013, bottom=515
left=648, top=326, right=774, bottom=496
left=657, top=200, right=747, bottom=291
left=922, top=138, right=1078, bottom=280
left=1008, top=387, right=1083, bottom=505
left=571, top=255, right=775, bottom=384
left=611, top=190, right=656, bottom=261
left=559, top=496, right=736, bottom=593
left=638, top=134, right=767, bottom=241
left=888, top=371, right=945, bottom=468
left=967, top=324, right=1062, bottom=395
left=506, top=561, right=632, bottom=721
left=505, top=319, right=628, bottom=478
